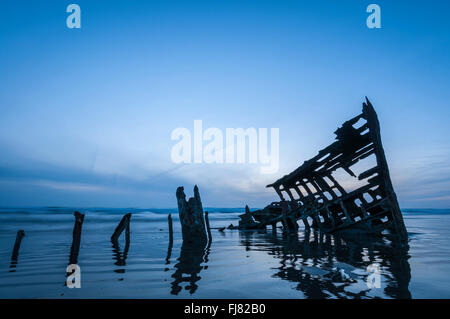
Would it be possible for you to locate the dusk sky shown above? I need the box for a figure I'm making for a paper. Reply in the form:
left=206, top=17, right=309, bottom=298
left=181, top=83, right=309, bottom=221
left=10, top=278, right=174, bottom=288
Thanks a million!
left=0, top=0, right=449, bottom=208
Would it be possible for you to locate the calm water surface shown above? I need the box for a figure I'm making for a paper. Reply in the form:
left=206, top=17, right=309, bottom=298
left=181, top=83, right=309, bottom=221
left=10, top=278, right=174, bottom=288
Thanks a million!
left=0, top=208, right=449, bottom=298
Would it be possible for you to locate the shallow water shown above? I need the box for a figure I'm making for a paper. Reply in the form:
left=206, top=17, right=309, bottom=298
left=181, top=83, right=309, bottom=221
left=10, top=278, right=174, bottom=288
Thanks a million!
left=0, top=208, right=449, bottom=299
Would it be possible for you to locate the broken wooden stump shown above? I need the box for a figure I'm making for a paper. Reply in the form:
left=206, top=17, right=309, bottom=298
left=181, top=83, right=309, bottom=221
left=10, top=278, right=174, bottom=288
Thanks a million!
left=110, top=213, right=131, bottom=272
left=238, top=205, right=264, bottom=230
left=170, top=200, right=211, bottom=295
left=9, top=230, right=25, bottom=271
left=111, top=213, right=132, bottom=242
left=176, top=185, right=207, bottom=243
left=69, top=211, right=84, bottom=265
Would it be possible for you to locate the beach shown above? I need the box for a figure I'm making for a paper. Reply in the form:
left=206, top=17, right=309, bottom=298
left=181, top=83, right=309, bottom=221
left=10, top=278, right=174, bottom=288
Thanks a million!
left=0, top=208, right=449, bottom=299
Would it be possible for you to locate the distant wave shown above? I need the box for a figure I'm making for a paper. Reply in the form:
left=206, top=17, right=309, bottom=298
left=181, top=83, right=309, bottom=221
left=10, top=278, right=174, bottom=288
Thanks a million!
left=1, top=207, right=449, bottom=215
left=402, top=208, right=450, bottom=215
left=0, top=207, right=244, bottom=223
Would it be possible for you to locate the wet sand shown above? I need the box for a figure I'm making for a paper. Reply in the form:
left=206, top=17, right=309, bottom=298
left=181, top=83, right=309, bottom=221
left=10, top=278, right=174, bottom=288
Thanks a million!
left=0, top=208, right=449, bottom=298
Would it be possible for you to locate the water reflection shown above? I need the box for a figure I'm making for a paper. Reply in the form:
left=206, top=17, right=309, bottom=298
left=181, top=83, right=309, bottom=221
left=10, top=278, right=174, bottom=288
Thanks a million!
left=170, top=238, right=211, bottom=295
left=111, top=228, right=130, bottom=274
left=239, top=228, right=411, bottom=299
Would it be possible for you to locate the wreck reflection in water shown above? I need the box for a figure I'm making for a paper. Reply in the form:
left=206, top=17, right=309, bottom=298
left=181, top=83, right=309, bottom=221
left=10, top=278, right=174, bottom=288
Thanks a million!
left=239, top=228, right=411, bottom=299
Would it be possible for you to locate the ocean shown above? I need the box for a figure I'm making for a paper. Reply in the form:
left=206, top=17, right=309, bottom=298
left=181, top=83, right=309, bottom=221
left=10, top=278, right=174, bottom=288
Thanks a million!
left=0, top=207, right=449, bottom=299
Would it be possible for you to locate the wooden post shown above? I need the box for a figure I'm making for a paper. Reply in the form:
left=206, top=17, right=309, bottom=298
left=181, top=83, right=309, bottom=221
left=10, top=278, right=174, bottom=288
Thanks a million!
left=166, top=214, right=173, bottom=264
left=205, top=211, right=212, bottom=243
left=69, top=211, right=84, bottom=265
left=168, top=213, right=174, bottom=243
left=9, top=230, right=25, bottom=271
left=111, top=213, right=131, bottom=269
left=176, top=185, right=207, bottom=243
left=111, top=213, right=132, bottom=242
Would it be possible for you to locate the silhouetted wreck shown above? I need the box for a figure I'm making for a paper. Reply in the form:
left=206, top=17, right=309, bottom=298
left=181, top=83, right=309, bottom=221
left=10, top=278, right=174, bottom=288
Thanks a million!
left=239, top=98, right=408, bottom=241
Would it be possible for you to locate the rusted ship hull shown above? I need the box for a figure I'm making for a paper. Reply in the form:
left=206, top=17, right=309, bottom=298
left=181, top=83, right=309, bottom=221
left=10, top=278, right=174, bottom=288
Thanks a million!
left=239, top=98, right=408, bottom=241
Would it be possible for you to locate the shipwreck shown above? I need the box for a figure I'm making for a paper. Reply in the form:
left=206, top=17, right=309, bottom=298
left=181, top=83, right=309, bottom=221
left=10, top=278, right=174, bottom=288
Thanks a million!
left=5, top=98, right=408, bottom=293
left=238, top=98, right=408, bottom=242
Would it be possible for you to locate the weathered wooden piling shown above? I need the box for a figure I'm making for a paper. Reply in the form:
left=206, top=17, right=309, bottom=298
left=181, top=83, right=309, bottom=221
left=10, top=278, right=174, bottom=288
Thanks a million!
left=69, top=211, right=84, bottom=265
left=165, top=214, right=174, bottom=264
left=110, top=213, right=131, bottom=270
left=168, top=213, right=173, bottom=243
left=203, top=212, right=213, bottom=265
left=205, top=211, right=212, bottom=243
left=111, top=213, right=132, bottom=242
left=9, top=230, right=25, bottom=271
left=176, top=185, right=207, bottom=243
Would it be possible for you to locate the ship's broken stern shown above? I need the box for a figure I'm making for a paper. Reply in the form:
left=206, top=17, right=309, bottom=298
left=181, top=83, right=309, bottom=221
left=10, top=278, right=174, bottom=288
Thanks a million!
left=240, top=98, right=408, bottom=242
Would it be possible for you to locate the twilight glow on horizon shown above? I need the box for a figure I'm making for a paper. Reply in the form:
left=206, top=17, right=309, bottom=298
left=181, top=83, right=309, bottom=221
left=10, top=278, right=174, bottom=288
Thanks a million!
left=0, top=0, right=449, bottom=208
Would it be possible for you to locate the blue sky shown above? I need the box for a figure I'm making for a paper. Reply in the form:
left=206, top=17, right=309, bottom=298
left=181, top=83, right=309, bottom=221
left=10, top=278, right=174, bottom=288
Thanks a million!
left=0, top=0, right=449, bottom=208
